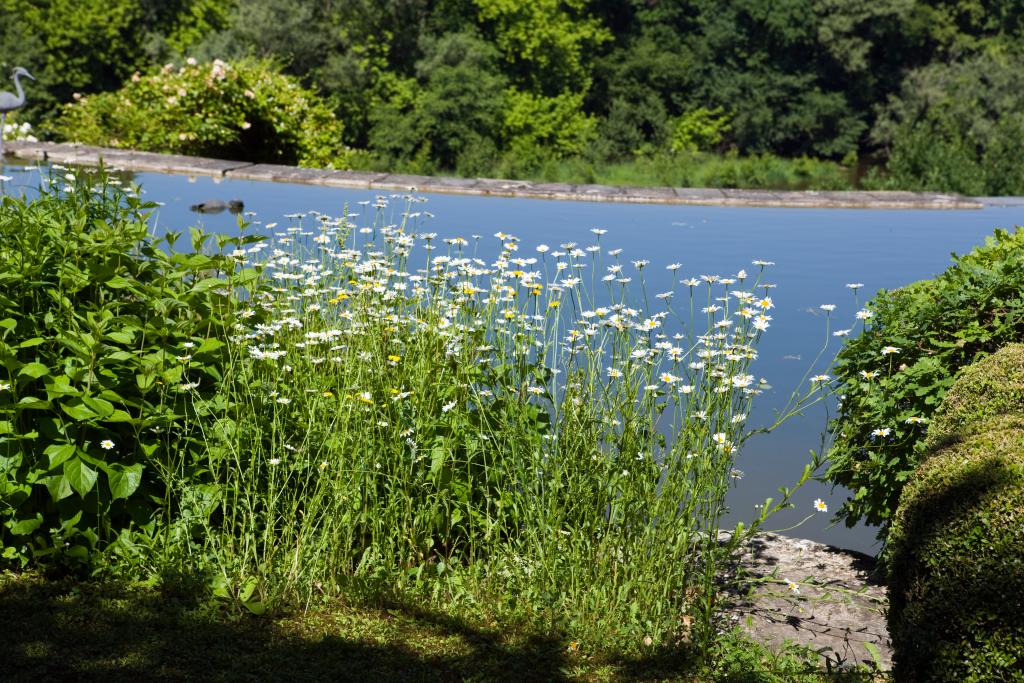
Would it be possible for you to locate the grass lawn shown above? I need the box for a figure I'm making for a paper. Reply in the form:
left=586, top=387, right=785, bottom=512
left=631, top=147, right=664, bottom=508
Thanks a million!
left=0, top=571, right=872, bottom=682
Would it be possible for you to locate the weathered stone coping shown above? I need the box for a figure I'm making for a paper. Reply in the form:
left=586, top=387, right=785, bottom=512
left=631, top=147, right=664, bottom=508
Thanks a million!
left=722, top=532, right=890, bottom=672
left=5, top=140, right=983, bottom=210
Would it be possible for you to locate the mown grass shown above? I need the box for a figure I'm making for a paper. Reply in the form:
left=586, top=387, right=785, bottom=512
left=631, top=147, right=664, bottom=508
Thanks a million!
left=0, top=570, right=881, bottom=682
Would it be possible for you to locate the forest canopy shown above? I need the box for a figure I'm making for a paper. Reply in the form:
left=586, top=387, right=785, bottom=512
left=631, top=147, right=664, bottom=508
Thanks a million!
left=2, top=0, right=1022, bottom=194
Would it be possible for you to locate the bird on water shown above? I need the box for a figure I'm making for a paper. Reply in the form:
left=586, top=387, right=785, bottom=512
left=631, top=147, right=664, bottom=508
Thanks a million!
left=0, top=66, right=36, bottom=158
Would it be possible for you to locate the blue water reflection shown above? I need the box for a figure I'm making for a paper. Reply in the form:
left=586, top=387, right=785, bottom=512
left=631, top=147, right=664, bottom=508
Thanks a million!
left=3, top=161, right=1021, bottom=553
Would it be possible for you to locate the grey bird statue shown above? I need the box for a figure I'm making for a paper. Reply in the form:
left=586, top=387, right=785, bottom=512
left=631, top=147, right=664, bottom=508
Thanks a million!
left=0, top=66, right=36, bottom=157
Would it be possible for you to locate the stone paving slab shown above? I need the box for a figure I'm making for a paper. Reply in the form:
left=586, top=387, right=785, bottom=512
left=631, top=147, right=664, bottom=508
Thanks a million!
left=4, top=140, right=986, bottom=209
left=722, top=533, right=891, bottom=673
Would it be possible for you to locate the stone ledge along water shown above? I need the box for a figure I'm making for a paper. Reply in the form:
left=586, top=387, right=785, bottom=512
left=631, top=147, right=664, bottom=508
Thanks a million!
left=5, top=140, right=983, bottom=210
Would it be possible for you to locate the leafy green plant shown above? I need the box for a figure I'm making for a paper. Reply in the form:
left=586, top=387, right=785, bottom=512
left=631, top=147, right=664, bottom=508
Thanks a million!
left=825, top=227, right=1024, bottom=539
left=0, top=167, right=261, bottom=567
left=54, top=58, right=352, bottom=168
left=669, top=107, right=731, bottom=154
left=868, top=51, right=1024, bottom=196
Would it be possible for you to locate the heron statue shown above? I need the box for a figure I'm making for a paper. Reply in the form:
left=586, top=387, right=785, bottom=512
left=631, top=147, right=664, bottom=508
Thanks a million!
left=0, top=66, right=36, bottom=158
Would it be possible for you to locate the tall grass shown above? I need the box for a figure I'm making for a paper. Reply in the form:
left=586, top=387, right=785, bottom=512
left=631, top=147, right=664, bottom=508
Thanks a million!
left=160, top=197, right=826, bottom=653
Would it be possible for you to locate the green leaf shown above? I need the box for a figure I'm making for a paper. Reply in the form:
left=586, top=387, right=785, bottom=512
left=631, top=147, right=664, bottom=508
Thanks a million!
left=242, top=600, right=267, bottom=615
left=863, top=642, right=883, bottom=669
left=196, top=338, right=225, bottom=355
left=105, top=409, right=135, bottom=424
left=81, top=396, right=115, bottom=419
left=18, top=338, right=45, bottom=348
left=6, top=513, right=42, bottom=536
left=64, top=457, right=99, bottom=498
left=61, top=401, right=99, bottom=421
left=238, top=576, right=259, bottom=603
left=105, top=331, right=135, bottom=344
left=104, top=276, right=134, bottom=289
left=19, top=362, right=50, bottom=379
left=17, top=396, right=50, bottom=409
left=105, top=463, right=144, bottom=500
left=191, top=277, right=228, bottom=293
left=45, top=443, right=77, bottom=469
left=44, top=375, right=79, bottom=398
left=44, top=474, right=74, bottom=501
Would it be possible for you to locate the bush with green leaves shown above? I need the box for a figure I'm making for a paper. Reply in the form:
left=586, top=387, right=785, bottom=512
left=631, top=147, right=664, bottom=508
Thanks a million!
left=887, top=347, right=1024, bottom=681
left=867, top=51, right=1024, bottom=196
left=825, top=227, right=1024, bottom=539
left=54, top=58, right=351, bottom=168
left=0, top=169, right=260, bottom=567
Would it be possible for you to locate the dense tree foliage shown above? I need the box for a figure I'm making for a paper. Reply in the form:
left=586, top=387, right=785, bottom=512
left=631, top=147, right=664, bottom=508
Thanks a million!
left=2, top=0, right=1023, bottom=193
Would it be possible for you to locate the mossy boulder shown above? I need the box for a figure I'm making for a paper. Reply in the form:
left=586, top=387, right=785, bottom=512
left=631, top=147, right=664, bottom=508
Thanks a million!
left=924, top=344, right=1024, bottom=452
left=887, top=414, right=1024, bottom=681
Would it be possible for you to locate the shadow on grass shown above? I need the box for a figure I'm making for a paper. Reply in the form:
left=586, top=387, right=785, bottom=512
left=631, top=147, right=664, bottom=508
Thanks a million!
left=0, top=573, right=869, bottom=682
left=0, top=574, right=577, bottom=682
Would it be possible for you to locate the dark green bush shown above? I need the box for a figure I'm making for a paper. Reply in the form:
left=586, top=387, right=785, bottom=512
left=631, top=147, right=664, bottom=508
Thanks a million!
left=887, top=347, right=1024, bottom=680
left=54, top=58, right=351, bottom=168
left=868, top=52, right=1024, bottom=196
left=825, top=227, right=1024, bottom=538
left=0, top=170, right=261, bottom=567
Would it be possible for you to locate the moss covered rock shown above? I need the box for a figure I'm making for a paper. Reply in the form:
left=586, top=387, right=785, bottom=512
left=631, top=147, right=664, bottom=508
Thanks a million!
left=924, top=344, right=1024, bottom=452
left=888, top=412, right=1024, bottom=681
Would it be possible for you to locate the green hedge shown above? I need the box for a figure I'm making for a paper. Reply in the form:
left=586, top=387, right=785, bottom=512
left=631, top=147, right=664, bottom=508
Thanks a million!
left=924, top=343, right=1024, bottom=451
left=825, top=227, right=1024, bottom=538
left=887, top=347, right=1024, bottom=682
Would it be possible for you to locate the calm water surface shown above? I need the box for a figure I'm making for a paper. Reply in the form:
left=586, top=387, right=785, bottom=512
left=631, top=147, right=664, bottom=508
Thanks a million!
left=3, top=162, right=1022, bottom=554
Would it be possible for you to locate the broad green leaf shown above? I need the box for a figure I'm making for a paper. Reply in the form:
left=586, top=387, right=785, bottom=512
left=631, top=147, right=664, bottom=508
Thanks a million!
left=105, top=331, right=134, bottom=344
left=18, top=338, right=44, bottom=348
left=17, top=396, right=50, bottom=409
left=44, top=375, right=79, bottom=398
left=238, top=577, right=260, bottom=605
left=101, top=350, right=135, bottom=362
left=104, top=276, right=134, bottom=289
left=242, top=600, right=267, bottom=615
left=44, top=443, right=77, bottom=469
left=64, top=457, right=98, bottom=498
left=19, top=362, right=50, bottom=379
left=81, top=396, right=115, bottom=419
left=6, top=513, right=42, bottom=536
left=104, top=409, right=135, bottom=424
left=61, top=401, right=98, bottom=421
left=105, top=463, right=144, bottom=500
left=44, top=474, right=73, bottom=501
left=197, top=338, right=225, bottom=354
left=191, top=277, right=228, bottom=293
